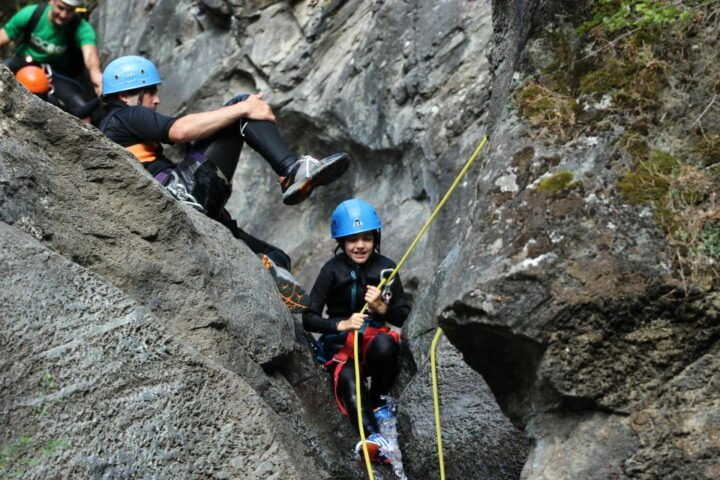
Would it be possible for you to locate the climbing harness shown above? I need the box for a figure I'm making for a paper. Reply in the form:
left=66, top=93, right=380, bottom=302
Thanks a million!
left=164, top=171, right=206, bottom=213
left=352, top=136, right=489, bottom=479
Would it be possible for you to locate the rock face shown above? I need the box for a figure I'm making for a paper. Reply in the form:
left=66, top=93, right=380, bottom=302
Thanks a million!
left=1, top=0, right=717, bottom=478
left=0, top=222, right=322, bottom=479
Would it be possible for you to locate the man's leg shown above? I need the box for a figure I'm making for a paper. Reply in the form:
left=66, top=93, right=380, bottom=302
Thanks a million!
left=216, top=210, right=291, bottom=270
left=193, top=93, right=297, bottom=180
left=216, top=210, right=309, bottom=313
left=3, top=55, right=28, bottom=73
left=48, top=70, right=95, bottom=120
left=192, top=93, right=350, bottom=207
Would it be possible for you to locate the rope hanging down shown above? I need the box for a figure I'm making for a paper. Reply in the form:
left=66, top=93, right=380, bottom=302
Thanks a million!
left=430, top=328, right=445, bottom=480
left=353, top=136, right=489, bottom=479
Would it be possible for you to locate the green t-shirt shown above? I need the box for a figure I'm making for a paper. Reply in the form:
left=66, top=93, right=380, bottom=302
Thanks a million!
left=3, top=3, right=96, bottom=67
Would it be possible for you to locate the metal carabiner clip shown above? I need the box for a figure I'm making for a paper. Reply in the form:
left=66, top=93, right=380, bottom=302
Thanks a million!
left=379, top=268, right=395, bottom=304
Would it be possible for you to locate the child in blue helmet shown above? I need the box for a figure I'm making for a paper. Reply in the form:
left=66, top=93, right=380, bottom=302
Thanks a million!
left=303, top=198, right=412, bottom=463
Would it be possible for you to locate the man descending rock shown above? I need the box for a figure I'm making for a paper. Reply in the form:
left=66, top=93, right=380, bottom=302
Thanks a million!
left=99, top=55, right=350, bottom=313
left=0, top=0, right=102, bottom=120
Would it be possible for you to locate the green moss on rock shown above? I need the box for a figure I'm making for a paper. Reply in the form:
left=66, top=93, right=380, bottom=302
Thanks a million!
left=698, top=221, right=720, bottom=260
left=538, top=171, right=581, bottom=193
left=619, top=133, right=651, bottom=160
left=579, top=59, right=633, bottom=95
left=516, top=82, right=577, bottom=139
left=617, top=150, right=677, bottom=205
left=694, top=134, right=720, bottom=167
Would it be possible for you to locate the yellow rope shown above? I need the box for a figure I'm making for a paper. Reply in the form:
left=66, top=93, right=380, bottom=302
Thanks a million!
left=430, top=328, right=445, bottom=480
left=353, top=136, right=489, bottom=478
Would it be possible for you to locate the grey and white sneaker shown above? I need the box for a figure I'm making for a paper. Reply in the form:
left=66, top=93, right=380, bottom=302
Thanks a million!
left=279, top=152, right=350, bottom=205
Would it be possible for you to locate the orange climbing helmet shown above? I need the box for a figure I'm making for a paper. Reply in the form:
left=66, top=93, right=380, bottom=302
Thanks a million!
left=16, top=65, right=51, bottom=95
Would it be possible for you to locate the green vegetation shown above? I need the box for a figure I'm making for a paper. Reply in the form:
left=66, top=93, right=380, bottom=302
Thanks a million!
left=538, top=171, right=582, bottom=194
left=37, top=372, right=61, bottom=417
left=618, top=148, right=718, bottom=286
left=694, top=134, right=720, bottom=167
left=515, top=81, right=577, bottom=140
left=698, top=221, right=720, bottom=260
left=0, top=372, right=72, bottom=476
left=514, top=0, right=720, bottom=287
left=578, top=0, right=702, bottom=33
left=617, top=151, right=677, bottom=206
left=1, top=436, right=34, bottom=478
left=1, top=435, right=71, bottom=477
left=40, top=438, right=70, bottom=457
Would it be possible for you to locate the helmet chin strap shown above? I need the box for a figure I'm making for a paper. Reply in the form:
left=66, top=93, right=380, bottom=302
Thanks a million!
left=137, top=90, right=146, bottom=106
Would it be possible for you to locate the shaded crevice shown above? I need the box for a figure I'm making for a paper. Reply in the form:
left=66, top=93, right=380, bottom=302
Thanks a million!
left=441, top=307, right=547, bottom=428
left=189, top=321, right=227, bottom=331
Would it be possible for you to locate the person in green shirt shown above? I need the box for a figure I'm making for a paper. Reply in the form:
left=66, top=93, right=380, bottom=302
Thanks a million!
left=1, top=0, right=102, bottom=120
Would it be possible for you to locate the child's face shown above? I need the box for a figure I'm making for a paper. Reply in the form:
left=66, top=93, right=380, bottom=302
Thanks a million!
left=343, top=232, right=374, bottom=264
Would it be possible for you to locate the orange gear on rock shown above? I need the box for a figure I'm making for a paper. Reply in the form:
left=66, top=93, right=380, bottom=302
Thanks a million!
left=16, top=66, right=50, bottom=94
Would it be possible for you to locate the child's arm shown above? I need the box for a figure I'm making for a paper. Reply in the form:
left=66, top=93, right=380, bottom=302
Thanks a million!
left=302, top=264, right=347, bottom=333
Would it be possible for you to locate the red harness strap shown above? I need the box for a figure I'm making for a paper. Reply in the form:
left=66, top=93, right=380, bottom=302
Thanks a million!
left=325, top=326, right=400, bottom=416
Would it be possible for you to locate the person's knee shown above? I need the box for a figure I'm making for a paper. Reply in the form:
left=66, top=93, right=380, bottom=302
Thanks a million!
left=225, top=93, right=250, bottom=106
left=370, top=333, right=399, bottom=360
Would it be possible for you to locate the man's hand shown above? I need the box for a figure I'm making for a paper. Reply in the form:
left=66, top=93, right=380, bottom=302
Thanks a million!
left=237, top=93, right=275, bottom=123
left=0, top=29, right=11, bottom=49
left=81, top=44, right=102, bottom=96
left=337, top=313, right=367, bottom=332
left=365, top=286, right=387, bottom=316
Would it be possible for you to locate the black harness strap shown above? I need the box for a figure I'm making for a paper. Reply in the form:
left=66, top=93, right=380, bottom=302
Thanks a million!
left=18, top=2, right=49, bottom=50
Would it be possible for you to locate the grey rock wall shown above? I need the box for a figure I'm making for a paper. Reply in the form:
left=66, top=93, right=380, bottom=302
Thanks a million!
left=0, top=222, right=322, bottom=479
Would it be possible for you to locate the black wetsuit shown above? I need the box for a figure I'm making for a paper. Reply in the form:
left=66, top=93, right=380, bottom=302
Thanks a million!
left=100, top=95, right=299, bottom=269
left=303, top=252, right=411, bottom=434
left=6, top=56, right=100, bottom=121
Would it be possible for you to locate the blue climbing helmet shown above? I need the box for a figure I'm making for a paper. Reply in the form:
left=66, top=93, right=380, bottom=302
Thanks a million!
left=330, top=198, right=382, bottom=239
left=102, top=55, right=162, bottom=96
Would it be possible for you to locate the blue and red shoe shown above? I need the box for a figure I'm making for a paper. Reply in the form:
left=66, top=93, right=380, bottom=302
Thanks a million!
left=355, top=433, right=391, bottom=464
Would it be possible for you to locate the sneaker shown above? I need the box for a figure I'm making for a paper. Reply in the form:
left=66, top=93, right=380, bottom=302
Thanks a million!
left=258, top=254, right=309, bottom=313
left=355, top=433, right=391, bottom=464
left=373, top=404, right=396, bottom=423
left=279, top=152, right=350, bottom=205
